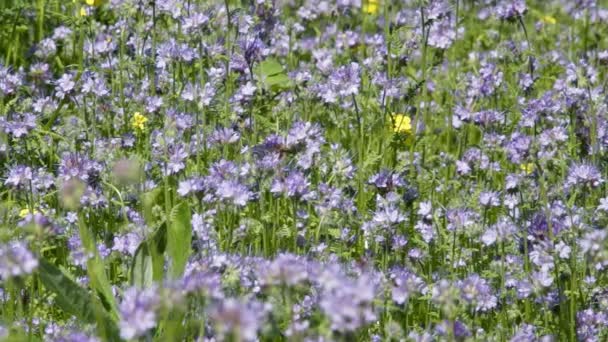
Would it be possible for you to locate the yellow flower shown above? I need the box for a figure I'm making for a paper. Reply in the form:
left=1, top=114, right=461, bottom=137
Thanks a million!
left=363, top=0, right=380, bottom=15
left=392, top=114, right=412, bottom=134
left=80, top=7, right=88, bottom=16
left=131, top=112, right=148, bottom=131
left=19, top=208, right=41, bottom=218
left=86, top=0, right=105, bottom=6
left=520, top=163, right=535, bottom=174
left=541, top=15, right=557, bottom=25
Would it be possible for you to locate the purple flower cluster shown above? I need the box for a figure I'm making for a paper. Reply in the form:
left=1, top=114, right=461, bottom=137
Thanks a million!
left=1, top=0, right=608, bottom=340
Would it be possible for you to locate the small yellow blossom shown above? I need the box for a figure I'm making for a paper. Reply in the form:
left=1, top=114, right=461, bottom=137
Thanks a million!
left=520, top=163, right=535, bottom=174
left=80, top=7, right=88, bottom=16
left=363, top=0, right=380, bottom=15
left=86, top=0, right=105, bottom=6
left=19, top=208, right=41, bottom=218
left=392, top=114, right=412, bottom=134
left=541, top=15, right=557, bottom=25
left=131, top=112, right=148, bottom=131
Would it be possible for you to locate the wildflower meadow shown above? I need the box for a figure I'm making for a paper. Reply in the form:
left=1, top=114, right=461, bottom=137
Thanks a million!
left=1, top=0, right=608, bottom=340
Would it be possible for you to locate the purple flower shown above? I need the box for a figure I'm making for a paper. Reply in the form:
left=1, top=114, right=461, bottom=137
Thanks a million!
left=67, top=235, right=89, bottom=267
left=55, top=73, right=75, bottom=99
left=209, top=298, right=268, bottom=341
left=209, top=127, right=241, bottom=146
left=118, top=286, right=160, bottom=340
left=35, top=38, right=57, bottom=59
left=3, top=113, right=37, bottom=138
left=577, top=309, right=607, bottom=341
left=368, top=170, right=406, bottom=192
left=565, top=163, right=603, bottom=189
left=271, top=170, right=311, bottom=199
left=468, top=62, right=504, bottom=98
left=112, top=232, right=143, bottom=257
left=436, top=320, right=471, bottom=340
left=431, top=280, right=459, bottom=316
left=458, top=274, right=497, bottom=312
left=373, top=204, right=406, bottom=226
left=390, top=268, right=426, bottom=305
left=0, top=241, right=38, bottom=280
left=216, top=180, right=252, bottom=206
left=479, top=191, right=501, bottom=207
left=497, top=0, right=527, bottom=20
left=446, top=208, right=478, bottom=232
left=510, top=324, right=537, bottom=342
left=428, top=17, right=455, bottom=49
left=482, top=218, right=517, bottom=246
left=58, top=152, right=102, bottom=184
left=192, top=210, right=216, bottom=245
left=4, top=165, right=33, bottom=188
left=319, top=272, right=378, bottom=332
left=258, top=253, right=309, bottom=286
left=597, top=197, right=608, bottom=212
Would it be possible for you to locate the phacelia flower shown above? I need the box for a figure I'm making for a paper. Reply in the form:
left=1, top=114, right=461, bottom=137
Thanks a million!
left=0, top=241, right=38, bottom=280
left=118, top=286, right=160, bottom=340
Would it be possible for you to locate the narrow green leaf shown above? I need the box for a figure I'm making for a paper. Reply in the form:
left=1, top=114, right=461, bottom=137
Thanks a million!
left=167, top=202, right=192, bottom=279
left=38, top=259, right=121, bottom=341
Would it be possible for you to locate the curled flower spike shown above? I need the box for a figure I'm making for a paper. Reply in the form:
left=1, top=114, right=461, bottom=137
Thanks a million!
left=131, top=112, right=148, bottom=131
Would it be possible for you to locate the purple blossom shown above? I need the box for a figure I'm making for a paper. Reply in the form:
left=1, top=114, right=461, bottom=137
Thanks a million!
left=0, top=241, right=38, bottom=280
left=209, top=298, right=268, bottom=341
left=458, top=274, right=497, bottom=312
left=216, top=180, right=252, bottom=206
left=497, top=0, right=527, bottom=20
left=270, top=170, right=312, bottom=199
left=4, top=165, right=33, bottom=188
left=566, top=163, right=603, bottom=189
left=118, top=286, right=160, bottom=340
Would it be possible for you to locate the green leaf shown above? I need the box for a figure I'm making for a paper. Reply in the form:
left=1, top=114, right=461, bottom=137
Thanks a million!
left=150, top=224, right=168, bottom=282
left=258, top=58, right=284, bottom=77
left=256, top=58, right=292, bottom=91
left=38, top=259, right=121, bottom=341
left=167, top=202, right=192, bottom=279
left=131, top=242, right=154, bottom=288
left=2, top=328, right=42, bottom=342
left=265, top=73, right=292, bottom=88
left=142, top=187, right=162, bottom=226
